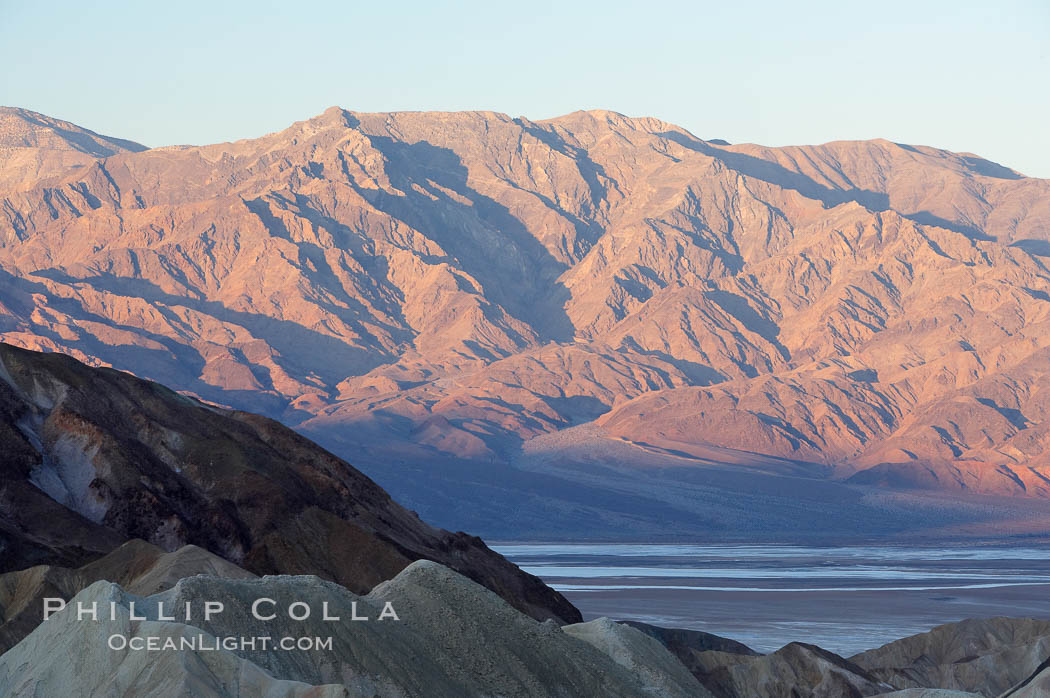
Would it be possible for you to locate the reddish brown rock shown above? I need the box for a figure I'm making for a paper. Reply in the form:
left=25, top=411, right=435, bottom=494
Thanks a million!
left=1, top=107, right=1050, bottom=526
left=0, top=342, right=580, bottom=625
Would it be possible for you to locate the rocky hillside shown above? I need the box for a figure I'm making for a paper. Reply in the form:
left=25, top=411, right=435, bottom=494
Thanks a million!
left=0, top=539, right=254, bottom=654
left=1, top=107, right=1049, bottom=537
left=851, top=617, right=1050, bottom=696
left=0, top=561, right=706, bottom=697
left=4, top=554, right=1048, bottom=697
left=0, top=107, right=146, bottom=189
left=0, top=342, right=579, bottom=624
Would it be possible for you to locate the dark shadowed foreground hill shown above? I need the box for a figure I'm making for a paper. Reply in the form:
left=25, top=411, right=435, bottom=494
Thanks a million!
left=0, top=342, right=579, bottom=624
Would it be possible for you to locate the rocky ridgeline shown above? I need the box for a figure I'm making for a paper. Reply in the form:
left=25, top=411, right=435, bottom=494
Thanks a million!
left=0, top=560, right=706, bottom=697
left=1, top=106, right=1050, bottom=539
left=0, top=342, right=578, bottom=625
left=2, top=553, right=1050, bottom=697
left=1, top=343, right=1050, bottom=696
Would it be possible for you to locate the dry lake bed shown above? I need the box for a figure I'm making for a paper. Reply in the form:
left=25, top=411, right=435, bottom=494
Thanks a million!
left=494, top=543, right=1050, bottom=655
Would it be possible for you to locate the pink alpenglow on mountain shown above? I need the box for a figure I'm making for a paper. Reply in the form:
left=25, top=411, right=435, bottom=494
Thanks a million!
left=2, top=105, right=1050, bottom=539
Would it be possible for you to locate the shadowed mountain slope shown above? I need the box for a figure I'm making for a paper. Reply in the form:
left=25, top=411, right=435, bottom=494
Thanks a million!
left=0, top=539, right=254, bottom=654
left=0, top=342, right=579, bottom=624
left=2, top=107, right=1050, bottom=538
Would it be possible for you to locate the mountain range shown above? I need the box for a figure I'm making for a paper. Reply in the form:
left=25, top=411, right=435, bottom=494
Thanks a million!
left=2, top=105, right=1050, bottom=539
left=0, top=341, right=577, bottom=625
left=2, top=337, right=1050, bottom=696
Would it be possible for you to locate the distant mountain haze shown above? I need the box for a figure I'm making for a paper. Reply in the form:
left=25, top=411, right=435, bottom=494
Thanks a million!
left=2, top=105, right=1050, bottom=539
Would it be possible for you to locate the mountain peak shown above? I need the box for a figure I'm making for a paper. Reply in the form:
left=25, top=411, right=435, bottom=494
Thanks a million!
left=0, top=106, right=147, bottom=156
left=0, top=106, right=148, bottom=189
left=1, top=106, right=1049, bottom=540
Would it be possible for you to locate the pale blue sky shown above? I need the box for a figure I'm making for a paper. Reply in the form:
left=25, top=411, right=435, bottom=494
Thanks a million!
left=2, top=0, right=1048, bottom=176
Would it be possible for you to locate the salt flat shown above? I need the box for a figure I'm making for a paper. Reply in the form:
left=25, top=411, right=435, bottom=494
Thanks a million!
left=496, top=543, right=1050, bottom=655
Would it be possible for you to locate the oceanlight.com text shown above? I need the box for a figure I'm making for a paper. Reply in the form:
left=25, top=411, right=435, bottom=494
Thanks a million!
left=107, top=634, right=334, bottom=652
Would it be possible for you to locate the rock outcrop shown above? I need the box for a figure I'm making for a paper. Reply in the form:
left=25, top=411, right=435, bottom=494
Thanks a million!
left=562, top=617, right=711, bottom=696
left=851, top=617, right=1050, bottom=697
left=0, top=579, right=349, bottom=697
left=1004, top=656, right=1050, bottom=697
left=0, top=539, right=254, bottom=654
left=701, top=641, right=896, bottom=697
left=0, top=561, right=704, bottom=697
left=0, top=342, right=580, bottom=625
left=619, top=620, right=760, bottom=689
